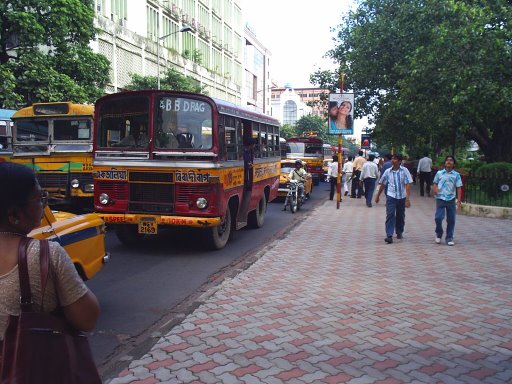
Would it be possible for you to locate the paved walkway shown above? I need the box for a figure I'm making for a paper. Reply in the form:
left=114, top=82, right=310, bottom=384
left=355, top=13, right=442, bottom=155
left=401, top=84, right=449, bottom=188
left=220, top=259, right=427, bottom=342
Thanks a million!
left=108, top=186, right=512, bottom=384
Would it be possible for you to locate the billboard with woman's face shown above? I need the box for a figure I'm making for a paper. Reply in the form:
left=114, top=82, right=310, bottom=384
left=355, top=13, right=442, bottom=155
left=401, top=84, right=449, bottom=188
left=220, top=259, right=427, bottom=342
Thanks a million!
left=328, top=93, right=354, bottom=135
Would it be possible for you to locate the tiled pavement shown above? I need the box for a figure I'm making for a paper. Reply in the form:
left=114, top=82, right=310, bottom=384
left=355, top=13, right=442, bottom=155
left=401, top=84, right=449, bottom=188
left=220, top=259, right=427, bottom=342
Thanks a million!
left=108, top=187, right=512, bottom=384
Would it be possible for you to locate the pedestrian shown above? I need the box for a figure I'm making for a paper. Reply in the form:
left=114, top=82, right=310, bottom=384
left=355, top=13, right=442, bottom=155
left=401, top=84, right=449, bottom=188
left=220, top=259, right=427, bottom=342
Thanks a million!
left=0, top=162, right=100, bottom=376
left=417, top=152, right=433, bottom=196
left=342, top=155, right=353, bottom=196
left=380, top=153, right=392, bottom=175
left=360, top=153, right=379, bottom=207
left=375, top=154, right=413, bottom=244
left=432, top=155, right=463, bottom=246
left=350, top=150, right=366, bottom=198
left=327, top=155, right=341, bottom=201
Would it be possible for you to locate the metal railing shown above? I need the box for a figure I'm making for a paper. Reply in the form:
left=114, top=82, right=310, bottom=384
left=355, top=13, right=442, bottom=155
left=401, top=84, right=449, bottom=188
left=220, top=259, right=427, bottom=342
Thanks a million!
left=463, top=171, right=512, bottom=208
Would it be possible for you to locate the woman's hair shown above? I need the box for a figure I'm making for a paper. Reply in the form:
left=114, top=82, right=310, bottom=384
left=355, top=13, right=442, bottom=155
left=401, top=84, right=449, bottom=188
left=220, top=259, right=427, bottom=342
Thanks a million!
left=328, top=101, right=338, bottom=110
left=340, top=100, right=352, bottom=112
left=0, top=162, right=38, bottom=218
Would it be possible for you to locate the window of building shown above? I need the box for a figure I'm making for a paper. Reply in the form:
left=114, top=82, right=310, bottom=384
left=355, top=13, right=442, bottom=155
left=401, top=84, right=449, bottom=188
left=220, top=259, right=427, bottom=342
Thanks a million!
left=147, top=5, right=158, bottom=41
left=111, top=0, right=127, bottom=21
left=162, top=17, right=180, bottom=50
left=283, top=100, right=298, bottom=125
left=223, top=0, right=232, bottom=24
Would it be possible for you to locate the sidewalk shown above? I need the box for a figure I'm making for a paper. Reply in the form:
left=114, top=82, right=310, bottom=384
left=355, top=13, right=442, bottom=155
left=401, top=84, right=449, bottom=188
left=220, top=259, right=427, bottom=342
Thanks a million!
left=108, top=186, right=512, bottom=384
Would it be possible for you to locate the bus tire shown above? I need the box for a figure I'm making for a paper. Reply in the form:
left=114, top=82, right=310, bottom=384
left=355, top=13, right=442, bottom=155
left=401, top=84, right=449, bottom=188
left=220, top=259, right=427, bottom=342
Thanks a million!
left=206, top=206, right=232, bottom=250
left=248, top=196, right=266, bottom=228
left=115, top=224, right=144, bottom=246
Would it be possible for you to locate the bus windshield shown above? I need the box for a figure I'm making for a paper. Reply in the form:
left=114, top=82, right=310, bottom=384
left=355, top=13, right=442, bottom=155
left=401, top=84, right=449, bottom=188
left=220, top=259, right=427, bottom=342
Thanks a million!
left=97, top=95, right=150, bottom=149
left=155, top=96, right=213, bottom=150
left=286, top=142, right=323, bottom=156
left=96, top=95, right=213, bottom=151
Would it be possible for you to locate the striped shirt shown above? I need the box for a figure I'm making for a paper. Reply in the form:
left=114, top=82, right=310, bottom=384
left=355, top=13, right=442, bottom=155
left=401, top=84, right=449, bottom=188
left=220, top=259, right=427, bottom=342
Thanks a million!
left=433, top=169, right=463, bottom=201
left=379, top=165, right=413, bottom=199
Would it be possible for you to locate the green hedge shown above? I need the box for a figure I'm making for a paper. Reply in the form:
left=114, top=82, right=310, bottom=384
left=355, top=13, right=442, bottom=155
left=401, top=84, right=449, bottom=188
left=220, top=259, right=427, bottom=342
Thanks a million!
left=474, top=162, right=512, bottom=177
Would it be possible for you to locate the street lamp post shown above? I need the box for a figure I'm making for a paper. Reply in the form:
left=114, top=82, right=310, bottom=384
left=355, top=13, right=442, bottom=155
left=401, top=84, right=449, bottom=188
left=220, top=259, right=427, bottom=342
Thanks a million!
left=157, top=25, right=192, bottom=90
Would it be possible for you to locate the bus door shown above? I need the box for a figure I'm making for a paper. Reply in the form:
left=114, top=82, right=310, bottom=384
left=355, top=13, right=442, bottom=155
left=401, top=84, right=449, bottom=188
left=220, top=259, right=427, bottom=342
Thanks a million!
left=239, top=120, right=253, bottom=226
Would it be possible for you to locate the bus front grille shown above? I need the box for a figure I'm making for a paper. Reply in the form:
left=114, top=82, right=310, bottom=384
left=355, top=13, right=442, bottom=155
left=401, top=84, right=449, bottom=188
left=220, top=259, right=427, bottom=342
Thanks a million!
left=37, top=172, right=91, bottom=191
left=129, top=183, right=174, bottom=214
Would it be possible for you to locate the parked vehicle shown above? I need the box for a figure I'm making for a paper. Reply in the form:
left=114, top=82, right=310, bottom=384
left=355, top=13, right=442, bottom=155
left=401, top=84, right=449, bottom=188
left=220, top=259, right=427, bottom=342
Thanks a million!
left=10, top=102, right=95, bottom=210
left=28, top=206, right=109, bottom=280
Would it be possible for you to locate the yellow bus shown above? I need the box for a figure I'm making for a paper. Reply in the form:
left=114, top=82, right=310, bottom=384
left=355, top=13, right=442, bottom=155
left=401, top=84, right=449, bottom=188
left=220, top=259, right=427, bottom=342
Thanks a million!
left=285, top=136, right=324, bottom=185
left=10, top=102, right=94, bottom=209
left=93, top=90, right=281, bottom=249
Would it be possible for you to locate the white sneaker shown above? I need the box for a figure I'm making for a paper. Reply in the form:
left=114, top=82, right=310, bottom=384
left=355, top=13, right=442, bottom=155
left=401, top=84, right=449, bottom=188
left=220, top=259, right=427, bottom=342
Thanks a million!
left=435, top=237, right=441, bottom=244
left=447, top=241, right=455, bottom=246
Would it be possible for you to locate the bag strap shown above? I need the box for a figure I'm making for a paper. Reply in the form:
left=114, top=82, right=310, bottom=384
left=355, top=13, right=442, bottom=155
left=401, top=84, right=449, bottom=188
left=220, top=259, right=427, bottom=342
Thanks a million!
left=17, top=236, right=33, bottom=312
left=39, top=239, right=50, bottom=312
left=17, top=238, right=50, bottom=313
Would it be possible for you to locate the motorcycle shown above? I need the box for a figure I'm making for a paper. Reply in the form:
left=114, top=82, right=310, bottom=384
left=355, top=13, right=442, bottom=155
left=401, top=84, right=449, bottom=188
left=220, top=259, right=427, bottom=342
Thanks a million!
left=285, top=179, right=305, bottom=213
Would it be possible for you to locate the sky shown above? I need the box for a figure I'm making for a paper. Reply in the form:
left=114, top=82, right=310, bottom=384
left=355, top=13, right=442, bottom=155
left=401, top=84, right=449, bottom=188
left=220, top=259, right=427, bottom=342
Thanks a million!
left=241, top=0, right=354, bottom=88
left=241, top=0, right=367, bottom=138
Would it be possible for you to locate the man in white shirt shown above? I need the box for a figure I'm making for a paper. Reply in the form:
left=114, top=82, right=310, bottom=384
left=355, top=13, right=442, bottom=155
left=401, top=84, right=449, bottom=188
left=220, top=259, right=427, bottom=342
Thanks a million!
left=342, top=155, right=353, bottom=196
left=417, top=153, right=433, bottom=197
left=360, top=153, right=379, bottom=207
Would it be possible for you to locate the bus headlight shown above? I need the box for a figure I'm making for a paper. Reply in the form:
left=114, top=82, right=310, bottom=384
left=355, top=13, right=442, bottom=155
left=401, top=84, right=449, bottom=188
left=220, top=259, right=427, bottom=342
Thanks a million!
left=196, top=197, right=208, bottom=209
left=83, top=184, right=94, bottom=193
left=71, top=179, right=80, bottom=188
left=99, top=193, right=110, bottom=205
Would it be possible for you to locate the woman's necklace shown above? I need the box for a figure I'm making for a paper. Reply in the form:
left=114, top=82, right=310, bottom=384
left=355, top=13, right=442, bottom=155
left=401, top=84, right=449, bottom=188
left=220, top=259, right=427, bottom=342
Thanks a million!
left=0, top=231, right=26, bottom=237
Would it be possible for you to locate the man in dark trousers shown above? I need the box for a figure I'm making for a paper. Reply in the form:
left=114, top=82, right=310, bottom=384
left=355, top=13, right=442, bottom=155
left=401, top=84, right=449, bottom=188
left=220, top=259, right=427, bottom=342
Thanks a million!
left=375, top=154, right=413, bottom=244
left=350, top=150, right=366, bottom=198
left=417, top=152, right=433, bottom=196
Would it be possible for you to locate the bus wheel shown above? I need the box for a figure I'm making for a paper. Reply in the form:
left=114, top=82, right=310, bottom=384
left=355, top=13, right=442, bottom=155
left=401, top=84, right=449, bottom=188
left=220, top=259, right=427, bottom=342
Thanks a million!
left=115, top=225, right=145, bottom=246
left=206, top=206, right=232, bottom=250
left=248, top=196, right=267, bottom=228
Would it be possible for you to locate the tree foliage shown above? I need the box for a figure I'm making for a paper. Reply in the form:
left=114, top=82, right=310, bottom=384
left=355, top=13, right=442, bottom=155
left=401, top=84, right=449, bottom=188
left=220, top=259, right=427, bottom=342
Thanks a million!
left=295, top=115, right=331, bottom=142
left=0, top=0, right=110, bottom=108
left=125, top=68, right=204, bottom=93
left=314, top=0, right=512, bottom=162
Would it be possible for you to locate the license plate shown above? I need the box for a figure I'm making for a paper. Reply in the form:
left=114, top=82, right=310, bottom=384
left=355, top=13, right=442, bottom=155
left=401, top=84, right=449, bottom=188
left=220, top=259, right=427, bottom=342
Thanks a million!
left=138, top=218, right=157, bottom=235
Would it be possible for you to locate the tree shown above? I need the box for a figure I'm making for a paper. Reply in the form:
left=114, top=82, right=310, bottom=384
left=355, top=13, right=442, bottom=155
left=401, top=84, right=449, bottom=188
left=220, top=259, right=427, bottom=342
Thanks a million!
left=295, top=115, right=330, bottom=142
left=279, top=124, right=297, bottom=140
left=125, top=68, right=204, bottom=93
left=0, top=0, right=110, bottom=108
left=316, top=0, right=512, bottom=162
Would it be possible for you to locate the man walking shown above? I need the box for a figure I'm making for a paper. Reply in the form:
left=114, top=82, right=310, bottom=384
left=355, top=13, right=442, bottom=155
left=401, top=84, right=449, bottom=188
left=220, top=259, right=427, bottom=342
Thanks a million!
left=417, top=152, right=433, bottom=196
left=350, top=150, right=366, bottom=198
left=360, top=153, right=379, bottom=207
left=432, top=155, right=463, bottom=246
left=327, top=155, right=340, bottom=201
left=375, top=154, right=413, bottom=244
left=342, top=155, right=353, bottom=196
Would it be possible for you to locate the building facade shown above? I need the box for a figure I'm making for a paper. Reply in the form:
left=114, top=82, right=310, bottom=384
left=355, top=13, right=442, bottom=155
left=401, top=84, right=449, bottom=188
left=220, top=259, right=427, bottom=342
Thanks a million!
left=92, top=0, right=252, bottom=104
left=241, top=25, right=271, bottom=115
left=270, top=86, right=331, bottom=126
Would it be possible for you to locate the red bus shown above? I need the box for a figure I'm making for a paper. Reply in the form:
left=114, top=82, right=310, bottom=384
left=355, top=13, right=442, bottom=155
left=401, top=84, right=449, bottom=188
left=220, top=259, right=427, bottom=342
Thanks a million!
left=92, top=90, right=281, bottom=249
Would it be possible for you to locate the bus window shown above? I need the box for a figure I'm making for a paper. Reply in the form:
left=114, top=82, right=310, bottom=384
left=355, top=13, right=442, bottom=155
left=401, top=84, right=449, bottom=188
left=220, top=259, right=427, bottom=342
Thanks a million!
left=225, top=116, right=238, bottom=160
left=16, top=120, right=49, bottom=142
left=54, top=119, right=91, bottom=140
left=97, top=95, right=149, bottom=148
